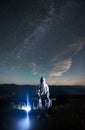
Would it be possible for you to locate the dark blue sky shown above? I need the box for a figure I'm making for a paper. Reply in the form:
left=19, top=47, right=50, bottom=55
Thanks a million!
left=0, top=0, right=85, bottom=85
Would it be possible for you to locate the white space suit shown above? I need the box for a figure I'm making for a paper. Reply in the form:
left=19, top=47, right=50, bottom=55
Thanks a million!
left=37, top=77, right=51, bottom=109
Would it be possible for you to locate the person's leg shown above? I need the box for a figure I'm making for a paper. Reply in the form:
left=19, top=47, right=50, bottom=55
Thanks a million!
left=46, top=97, right=52, bottom=109
left=38, top=98, right=42, bottom=109
left=37, top=98, right=42, bottom=119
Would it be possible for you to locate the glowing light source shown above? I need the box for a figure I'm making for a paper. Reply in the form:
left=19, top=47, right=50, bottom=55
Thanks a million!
left=20, top=94, right=31, bottom=112
left=22, top=105, right=31, bottom=112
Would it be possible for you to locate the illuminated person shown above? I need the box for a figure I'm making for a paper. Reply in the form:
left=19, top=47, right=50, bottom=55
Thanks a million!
left=37, top=77, right=51, bottom=109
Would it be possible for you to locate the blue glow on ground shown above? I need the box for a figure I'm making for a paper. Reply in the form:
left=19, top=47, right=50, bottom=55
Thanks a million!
left=16, top=94, right=31, bottom=130
left=17, top=113, right=30, bottom=130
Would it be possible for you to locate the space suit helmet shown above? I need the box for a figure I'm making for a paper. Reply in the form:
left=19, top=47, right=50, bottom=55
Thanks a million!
left=40, top=77, right=46, bottom=84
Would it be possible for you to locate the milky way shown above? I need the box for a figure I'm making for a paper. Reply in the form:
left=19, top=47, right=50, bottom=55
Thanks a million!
left=0, top=0, right=85, bottom=85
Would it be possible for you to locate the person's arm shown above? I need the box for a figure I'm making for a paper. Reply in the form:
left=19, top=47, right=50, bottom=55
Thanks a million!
left=36, top=86, right=41, bottom=98
left=40, top=86, right=45, bottom=96
left=46, top=85, right=50, bottom=98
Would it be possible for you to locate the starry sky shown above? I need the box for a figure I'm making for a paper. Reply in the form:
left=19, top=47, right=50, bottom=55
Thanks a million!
left=0, top=0, right=85, bottom=85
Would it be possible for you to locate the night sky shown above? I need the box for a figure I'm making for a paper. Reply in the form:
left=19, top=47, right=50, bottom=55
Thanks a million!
left=0, top=0, right=85, bottom=85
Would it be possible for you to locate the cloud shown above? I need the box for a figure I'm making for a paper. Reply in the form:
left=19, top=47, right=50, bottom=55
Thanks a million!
left=29, top=62, right=38, bottom=75
left=31, top=63, right=37, bottom=69
left=68, top=41, right=85, bottom=55
left=49, top=40, right=85, bottom=81
left=49, top=58, right=72, bottom=78
left=33, top=71, right=38, bottom=76
left=49, top=72, right=62, bottom=77
left=52, top=41, right=85, bottom=63
left=28, top=40, right=85, bottom=79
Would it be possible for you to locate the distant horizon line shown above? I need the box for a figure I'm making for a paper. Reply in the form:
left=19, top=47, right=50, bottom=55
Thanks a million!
left=0, top=83, right=85, bottom=87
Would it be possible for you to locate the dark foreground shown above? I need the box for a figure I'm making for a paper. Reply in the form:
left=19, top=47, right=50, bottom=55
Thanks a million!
left=0, top=95, right=85, bottom=130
